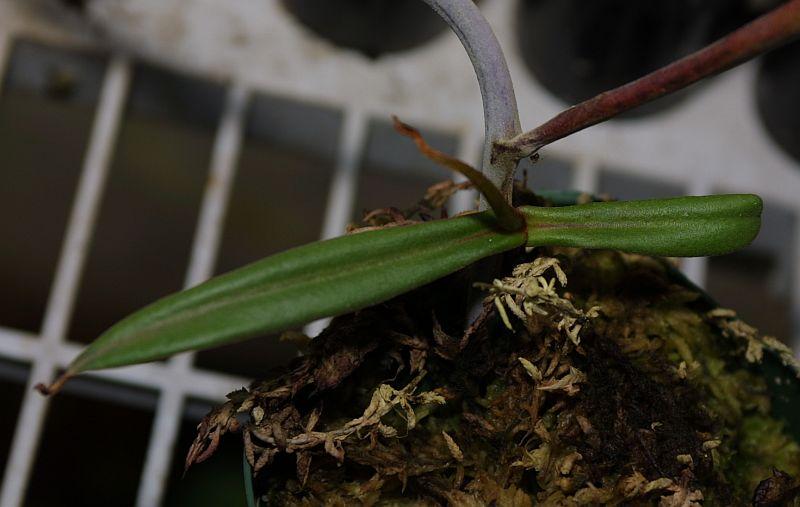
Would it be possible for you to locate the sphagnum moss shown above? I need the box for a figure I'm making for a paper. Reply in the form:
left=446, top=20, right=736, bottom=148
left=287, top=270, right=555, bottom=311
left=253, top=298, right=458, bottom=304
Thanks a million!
left=187, top=187, right=800, bottom=506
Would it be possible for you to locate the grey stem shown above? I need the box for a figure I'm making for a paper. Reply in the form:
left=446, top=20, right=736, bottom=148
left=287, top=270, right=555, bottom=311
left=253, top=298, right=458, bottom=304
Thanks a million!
left=421, top=0, right=521, bottom=205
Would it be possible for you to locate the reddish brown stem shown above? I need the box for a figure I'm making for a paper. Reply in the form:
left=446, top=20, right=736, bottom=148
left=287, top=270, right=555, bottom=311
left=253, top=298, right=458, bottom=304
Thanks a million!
left=503, top=0, right=800, bottom=158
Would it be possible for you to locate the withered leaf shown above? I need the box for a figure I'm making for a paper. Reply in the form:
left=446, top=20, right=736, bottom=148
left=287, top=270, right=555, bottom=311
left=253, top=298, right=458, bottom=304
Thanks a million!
left=324, top=436, right=345, bottom=462
left=305, top=407, right=321, bottom=433
left=752, top=469, right=799, bottom=507
left=314, top=341, right=378, bottom=391
left=296, top=452, right=312, bottom=486
left=442, top=431, right=464, bottom=462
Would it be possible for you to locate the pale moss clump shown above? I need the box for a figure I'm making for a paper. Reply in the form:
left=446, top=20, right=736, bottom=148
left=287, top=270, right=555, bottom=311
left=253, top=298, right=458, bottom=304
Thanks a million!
left=707, top=307, right=800, bottom=378
left=476, top=257, right=600, bottom=345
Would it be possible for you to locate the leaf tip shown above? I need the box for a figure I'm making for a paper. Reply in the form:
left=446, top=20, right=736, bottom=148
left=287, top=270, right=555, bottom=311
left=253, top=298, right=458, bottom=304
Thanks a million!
left=746, top=193, right=764, bottom=214
left=34, top=372, right=72, bottom=397
left=391, top=115, right=415, bottom=138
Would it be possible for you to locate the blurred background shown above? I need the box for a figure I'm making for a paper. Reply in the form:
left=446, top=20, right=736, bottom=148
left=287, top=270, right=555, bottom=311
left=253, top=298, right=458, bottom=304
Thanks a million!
left=0, top=0, right=799, bottom=505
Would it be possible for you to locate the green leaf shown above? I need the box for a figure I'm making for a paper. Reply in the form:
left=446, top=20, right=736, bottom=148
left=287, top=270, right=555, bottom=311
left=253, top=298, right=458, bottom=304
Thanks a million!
left=42, top=213, right=524, bottom=391
left=521, top=194, right=762, bottom=257
left=39, top=194, right=761, bottom=393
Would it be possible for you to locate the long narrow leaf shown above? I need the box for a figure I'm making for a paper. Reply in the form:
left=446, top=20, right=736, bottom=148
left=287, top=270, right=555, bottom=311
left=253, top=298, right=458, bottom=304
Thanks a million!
left=522, top=194, right=762, bottom=256
left=39, top=194, right=761, bottom=394
left=40, top=213, right=525, bottom=393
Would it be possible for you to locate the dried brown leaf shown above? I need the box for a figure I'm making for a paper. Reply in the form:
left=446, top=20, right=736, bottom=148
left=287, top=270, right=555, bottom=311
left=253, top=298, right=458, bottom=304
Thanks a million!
left=442, top=431, right=464, bottom=462
left=296, top=452, right=312, bottom=486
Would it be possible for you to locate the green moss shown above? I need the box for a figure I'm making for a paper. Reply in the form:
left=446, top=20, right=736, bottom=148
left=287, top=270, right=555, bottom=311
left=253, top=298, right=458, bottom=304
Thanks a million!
left=732, top=416, right=800, bottom=493
left=191, top=246, right=799, bottom=505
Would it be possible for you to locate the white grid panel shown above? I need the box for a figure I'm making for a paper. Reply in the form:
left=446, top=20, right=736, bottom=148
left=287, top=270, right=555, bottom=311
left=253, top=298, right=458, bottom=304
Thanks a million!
left=1, top=54, right=134, bottom=507
left=1, top=1, right=800, bottom=506
left=0, top=53, right=251, bottom=507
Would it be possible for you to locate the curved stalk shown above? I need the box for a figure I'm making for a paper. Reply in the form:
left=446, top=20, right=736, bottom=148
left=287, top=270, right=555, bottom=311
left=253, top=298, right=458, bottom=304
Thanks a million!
left=421, top=0, right=521, bottom=203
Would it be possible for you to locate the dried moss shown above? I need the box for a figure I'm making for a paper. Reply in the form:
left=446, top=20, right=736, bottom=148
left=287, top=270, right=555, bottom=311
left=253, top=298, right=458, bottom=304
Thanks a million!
left=187, top=187, right=800, bottom=506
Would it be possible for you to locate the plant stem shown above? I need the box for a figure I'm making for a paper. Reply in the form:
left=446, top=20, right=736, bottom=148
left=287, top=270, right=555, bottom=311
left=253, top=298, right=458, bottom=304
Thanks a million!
left=421, top=0, right=521, bottom=204
left=502, top=0, right=800, bottom=158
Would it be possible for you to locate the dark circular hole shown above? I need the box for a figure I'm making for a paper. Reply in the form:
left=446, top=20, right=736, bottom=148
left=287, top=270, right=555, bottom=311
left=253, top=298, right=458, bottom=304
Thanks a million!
left=757, top=39, right=800, bottom=164
left=516, top=0, right=734, bottom=118
left=705, top=0, right=783, bottom=40
left=281, top=0, right=454, bottom=59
